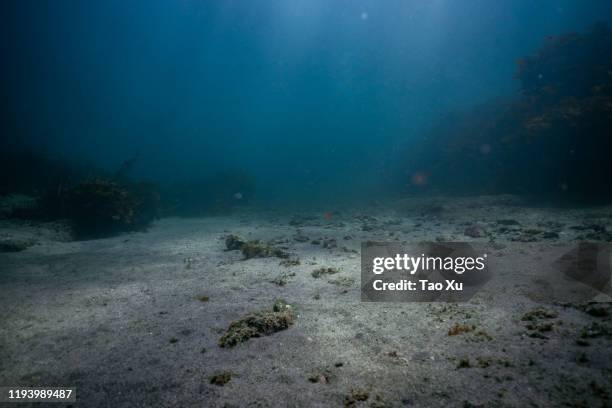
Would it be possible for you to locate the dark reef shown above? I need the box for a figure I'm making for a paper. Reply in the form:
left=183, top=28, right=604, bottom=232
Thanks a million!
left=400, top=23, right=612, bottom=203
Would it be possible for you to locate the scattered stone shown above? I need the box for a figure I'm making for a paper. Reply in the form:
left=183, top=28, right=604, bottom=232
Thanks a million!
left=311, top=240, right=321, bottom=245
left=241, top=240, right=289, bottom=259
left=279, top=258, right=300, bottom=267
left=272, top=299, right=292, bottom=312
left=521, top=309, right=558, bottom=321
left=344, top=389, right=369, bottom=407
left=471, top=330, right=493, bottom=342
left=526, top=322, right=554, bottom=332
left=448, top=323, right=475, bottom=336
left=476, top=357, right=491, bottom=368
left=572, top=302, right=612, bottom=318
left=579, top=322, right=610, bottom=339
left=209, top=371, right=232, bottom=386
left=312, top=267, right=340, bottom=278
left=218, top=301, right=294, bottom=348
left=225, top=234, right=245, bottom=251
left=169, top=337, right=178, bottom=344
left=308, top=372, right=329, bottom=384
left=270, top=272, right=295, bottom=286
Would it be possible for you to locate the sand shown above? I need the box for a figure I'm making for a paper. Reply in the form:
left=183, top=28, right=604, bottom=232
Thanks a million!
left=1, top=195, right=611, bottom=407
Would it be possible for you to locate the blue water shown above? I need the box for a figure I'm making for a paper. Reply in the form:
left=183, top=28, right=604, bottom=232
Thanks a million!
left=2, top=0, right=612, bottom=207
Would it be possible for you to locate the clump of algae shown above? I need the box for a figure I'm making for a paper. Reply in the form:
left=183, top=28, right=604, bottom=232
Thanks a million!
left=225, top=234, right=289, bottom=259
left=225, top=234, right=245, bottom=251
left=209, top=371, right=232, bottom=386
left=311, top=267, right=339, bottom=278
left=241, top=240, right=289, bottom=259
left=218, top=300, right=295, bottom=348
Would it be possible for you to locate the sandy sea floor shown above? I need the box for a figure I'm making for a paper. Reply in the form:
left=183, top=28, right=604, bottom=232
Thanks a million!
left=1, top=195, right=611, bottom=407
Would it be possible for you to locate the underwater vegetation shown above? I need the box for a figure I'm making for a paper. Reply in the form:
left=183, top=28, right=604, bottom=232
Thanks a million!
left=0, top=147, right=161, bottom=238
left=225, top=234, right=289, bottom=259
left=0, top=142, right=254, bottom=238
left=66, top=179, right=137, bottom=234
left=218, top=300, right=294, bottom=348
left=65, top=179, right=160, bottom=238
left=402, top=23, right=612, bottom=203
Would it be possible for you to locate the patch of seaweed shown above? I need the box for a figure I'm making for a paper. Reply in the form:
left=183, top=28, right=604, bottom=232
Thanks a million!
left=225, top=234, right=289, bottom=259
left=218, top=300, right=294, bottom=348
left=311, top=267, right=340, bottom=278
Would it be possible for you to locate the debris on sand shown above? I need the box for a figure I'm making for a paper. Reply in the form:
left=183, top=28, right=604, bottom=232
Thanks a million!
left=471, top=330, right=493, bottom=342
left=344, top=390, right=369, bottom=407
left=225, top=234, right=289, bottom=259
left=344, top=389, right=369, bottom=407
left=225, top=234, right=245, bottom=251
left=579, top=322, right=611, bottom=339
left=564, top=302, right=612, bottom=318
left=583, top=304, right=610, bottom=318
left=520, top=308, right=559, bottom=339
left=311, top=267, right=340, bottom=278
left=218, top=300, right=295, bottom=348
left=521, top=308, right=558, bottom=321
left=308, top=372, right=330, bottom=384
left=448, top=323, right=475, bottom=336
left=526, top=322, right=554, bottom=332
left=270, top=272, right=295, bottom=286
left=241, top=240, right=289, bottom=259
left=279, top=258, right=300, bottom=267
left=196, top=295, right=210, bottom=302
left=209, top=371, right=232, bottom=386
